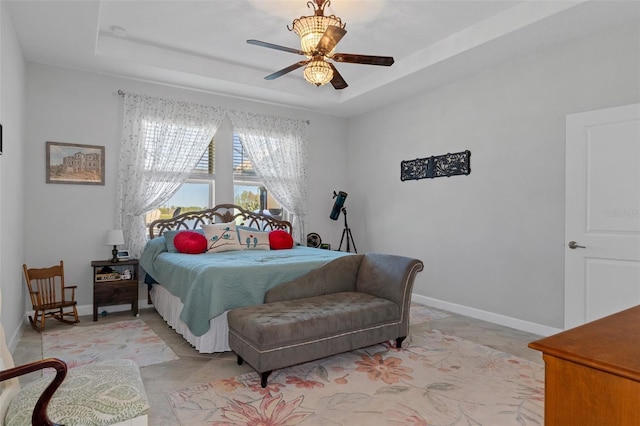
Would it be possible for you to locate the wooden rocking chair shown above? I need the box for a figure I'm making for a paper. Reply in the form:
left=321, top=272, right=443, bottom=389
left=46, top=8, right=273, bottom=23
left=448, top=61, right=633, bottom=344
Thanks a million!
left=22, top=261, right=79, bottom=332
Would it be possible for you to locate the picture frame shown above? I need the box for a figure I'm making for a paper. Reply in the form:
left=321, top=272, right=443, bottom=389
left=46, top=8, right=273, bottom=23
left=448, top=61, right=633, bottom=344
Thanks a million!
left=46, top=141, right=105, bottom=185
left=116, top=250, right=131, bottom=260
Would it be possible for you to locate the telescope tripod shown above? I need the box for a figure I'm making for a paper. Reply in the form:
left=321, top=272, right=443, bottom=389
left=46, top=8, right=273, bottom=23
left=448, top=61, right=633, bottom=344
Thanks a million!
left=338, top=207, right=357, bottom=253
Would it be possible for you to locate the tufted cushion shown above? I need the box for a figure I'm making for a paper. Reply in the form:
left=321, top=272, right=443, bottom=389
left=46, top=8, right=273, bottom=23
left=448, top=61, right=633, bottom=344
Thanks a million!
left=269, top=230, right=294, bottom=250
left=173, top=231, right=208, bottom=254
left=5, top=359, right=149, bottom=426
left=228, top=292, right=399, bottom=351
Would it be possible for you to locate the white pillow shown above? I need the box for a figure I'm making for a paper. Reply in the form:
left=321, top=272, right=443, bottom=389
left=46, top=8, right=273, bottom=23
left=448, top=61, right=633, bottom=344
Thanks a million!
left=202, top=223, right=242, bottom=253
left=238, top=228, right=270, bottom=250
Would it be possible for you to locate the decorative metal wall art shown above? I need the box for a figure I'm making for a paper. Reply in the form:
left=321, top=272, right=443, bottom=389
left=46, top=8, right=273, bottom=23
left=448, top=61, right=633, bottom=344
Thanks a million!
left=401, top=150, right=471, bottom=181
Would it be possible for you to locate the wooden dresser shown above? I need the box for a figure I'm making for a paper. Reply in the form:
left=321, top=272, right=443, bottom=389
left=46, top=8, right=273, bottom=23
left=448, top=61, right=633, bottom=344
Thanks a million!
left=529, top=305, right=640, bottom=426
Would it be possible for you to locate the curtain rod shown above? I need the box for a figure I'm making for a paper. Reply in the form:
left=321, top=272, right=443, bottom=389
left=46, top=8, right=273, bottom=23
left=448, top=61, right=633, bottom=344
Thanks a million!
left=117, top=90, right=310, bottom=124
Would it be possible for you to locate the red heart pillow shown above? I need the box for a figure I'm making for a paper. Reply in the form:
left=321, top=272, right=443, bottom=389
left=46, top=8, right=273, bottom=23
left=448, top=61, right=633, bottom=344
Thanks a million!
left=269, top=230, right=294, bottom=250
left=174, top=231, right=208, bottom=254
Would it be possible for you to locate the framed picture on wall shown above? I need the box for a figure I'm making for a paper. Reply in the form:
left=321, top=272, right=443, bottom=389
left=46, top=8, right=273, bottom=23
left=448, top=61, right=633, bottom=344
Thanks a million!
left=46, top=141, right=105, bottom=185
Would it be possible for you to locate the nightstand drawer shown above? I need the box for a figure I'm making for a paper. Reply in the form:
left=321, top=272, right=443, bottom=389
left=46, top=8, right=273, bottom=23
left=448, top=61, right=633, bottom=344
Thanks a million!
left=94, top=281, right=137, bottom=302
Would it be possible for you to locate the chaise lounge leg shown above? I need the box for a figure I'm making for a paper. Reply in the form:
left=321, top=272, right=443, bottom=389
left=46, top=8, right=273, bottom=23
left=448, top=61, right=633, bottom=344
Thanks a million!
left=395, top=336, right=406, bottom=348
left=260, top=371, right=271, bottom=388
left=237, top=355, right=243, bottom=365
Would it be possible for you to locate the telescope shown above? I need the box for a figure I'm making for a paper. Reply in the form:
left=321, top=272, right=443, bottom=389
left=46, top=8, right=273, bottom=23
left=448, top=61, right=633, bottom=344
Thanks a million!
left=329, top=191, right=356, bottom=253
left=330, top=191, right=347, bottom=220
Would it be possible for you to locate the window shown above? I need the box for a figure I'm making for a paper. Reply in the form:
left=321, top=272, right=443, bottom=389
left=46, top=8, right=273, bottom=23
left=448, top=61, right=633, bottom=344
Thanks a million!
left=149, top=134, right=280, bottom=224
left=142, top=121, right=209, bottom=173
left=233, top=135, right=281, bottom=217
left=139, top=119, right=215, bottom=224
left=233, top=134, right=260, bottom=212
left=155, top=181, right=211, bottom=220
left=145, top=137, right=214, bottom=224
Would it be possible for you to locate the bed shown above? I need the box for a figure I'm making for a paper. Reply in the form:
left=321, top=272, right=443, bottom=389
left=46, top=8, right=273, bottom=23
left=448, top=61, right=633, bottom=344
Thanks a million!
left=140, top=204, right=351, bottom=353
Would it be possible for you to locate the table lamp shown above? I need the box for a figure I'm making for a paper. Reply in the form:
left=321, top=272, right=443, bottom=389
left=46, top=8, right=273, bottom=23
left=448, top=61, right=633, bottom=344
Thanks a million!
left=106, top=229, right=124, bottom=262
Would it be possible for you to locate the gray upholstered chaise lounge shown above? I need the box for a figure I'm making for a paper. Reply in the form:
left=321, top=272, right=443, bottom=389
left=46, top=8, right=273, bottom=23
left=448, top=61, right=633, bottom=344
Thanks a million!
left=227, top=252, right=424, bottom=387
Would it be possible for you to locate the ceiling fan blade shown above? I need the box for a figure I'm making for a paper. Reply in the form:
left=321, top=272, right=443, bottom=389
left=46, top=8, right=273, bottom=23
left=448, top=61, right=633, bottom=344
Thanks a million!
left=247, top=39, right=306, bottom=56
left=328, top=63, right=348, bottom=90
left=264, top=61, right=309, bottom=80
left=316, top=26, right=347, bottom=55
left=332, top=53, right=394, bottom=66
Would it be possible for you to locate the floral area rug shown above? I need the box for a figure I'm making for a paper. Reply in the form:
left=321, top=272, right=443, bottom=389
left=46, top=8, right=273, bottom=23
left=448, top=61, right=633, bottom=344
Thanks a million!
left=169, top=329, right=544, bottom=425
left=42, top=319, right=179, bottom=369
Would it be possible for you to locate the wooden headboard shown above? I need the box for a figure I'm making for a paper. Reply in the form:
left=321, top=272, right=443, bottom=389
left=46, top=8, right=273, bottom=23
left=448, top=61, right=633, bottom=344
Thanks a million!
left=148, top=203, right=292, bottom=239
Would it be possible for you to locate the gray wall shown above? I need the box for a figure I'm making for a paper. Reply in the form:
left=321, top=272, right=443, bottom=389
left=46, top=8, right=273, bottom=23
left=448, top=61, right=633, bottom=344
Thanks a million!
left=0, top=2, right=27, bottom=347
left=346, top=20, right=640, bottom=332
left=21, top=64, right=349, bottom=320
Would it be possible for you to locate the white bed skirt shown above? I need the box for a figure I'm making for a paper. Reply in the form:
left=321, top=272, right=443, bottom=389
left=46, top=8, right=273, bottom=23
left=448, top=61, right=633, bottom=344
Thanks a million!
left=150, top=285, right=231, bottom=353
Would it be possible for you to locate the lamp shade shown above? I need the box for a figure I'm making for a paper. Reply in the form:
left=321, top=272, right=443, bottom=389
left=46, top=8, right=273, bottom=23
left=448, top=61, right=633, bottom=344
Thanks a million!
left=105, top=229, right=124, bottom=246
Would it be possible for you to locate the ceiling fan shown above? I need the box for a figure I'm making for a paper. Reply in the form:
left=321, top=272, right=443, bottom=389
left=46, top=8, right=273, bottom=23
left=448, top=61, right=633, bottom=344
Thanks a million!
left=247, top=0, right=394, bottom=90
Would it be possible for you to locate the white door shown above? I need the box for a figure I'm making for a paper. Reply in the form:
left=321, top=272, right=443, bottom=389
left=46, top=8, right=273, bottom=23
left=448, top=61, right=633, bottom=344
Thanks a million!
left=565, top=103, right=640, bottom=329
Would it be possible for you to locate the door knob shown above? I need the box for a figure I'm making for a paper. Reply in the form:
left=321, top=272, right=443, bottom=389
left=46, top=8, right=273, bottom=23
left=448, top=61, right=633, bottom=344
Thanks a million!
left=568, top=241, right=586, bottom=249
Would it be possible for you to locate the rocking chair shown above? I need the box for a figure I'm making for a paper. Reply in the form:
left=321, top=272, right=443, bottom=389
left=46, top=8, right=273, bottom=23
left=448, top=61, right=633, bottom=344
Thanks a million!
left=22, top=261, right=79, bottom=332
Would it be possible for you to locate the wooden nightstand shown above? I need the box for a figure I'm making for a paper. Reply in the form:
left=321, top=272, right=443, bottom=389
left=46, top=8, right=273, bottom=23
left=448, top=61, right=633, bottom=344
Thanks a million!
left=91, top=259, right=139, bottom=321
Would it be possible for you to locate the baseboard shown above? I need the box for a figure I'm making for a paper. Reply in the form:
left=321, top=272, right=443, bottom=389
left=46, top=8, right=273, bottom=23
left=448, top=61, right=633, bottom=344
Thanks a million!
left=15, top=301, right=154, bottom=350
left=7, top=321, right=24, bottom=354
left=24, top=299, right=154, bottom=324
left=20, top=296, right=561, bottom=341
left=75, top=300, right=154, bottom=318
left=412, top=294, right=562, bottom=337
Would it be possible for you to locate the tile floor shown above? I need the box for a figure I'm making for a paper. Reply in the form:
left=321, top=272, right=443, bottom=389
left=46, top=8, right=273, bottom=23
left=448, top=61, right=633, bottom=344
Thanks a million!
left=12, top=306, right=544, bottom=425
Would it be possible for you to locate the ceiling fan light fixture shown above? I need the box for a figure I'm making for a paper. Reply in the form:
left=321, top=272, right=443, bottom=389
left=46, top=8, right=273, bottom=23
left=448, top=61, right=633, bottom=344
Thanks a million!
left=294, top=16, right=344, bottom=54
left=303, top=59, right=334, bottom=86
left=289, top=0, right=345, bottom=55
left=248, top=0, right=393, bottom=90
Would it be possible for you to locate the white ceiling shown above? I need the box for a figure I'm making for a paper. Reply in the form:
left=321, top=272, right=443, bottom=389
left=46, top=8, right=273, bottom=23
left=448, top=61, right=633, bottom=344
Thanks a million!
left=6, top=0, right=640, bottom=117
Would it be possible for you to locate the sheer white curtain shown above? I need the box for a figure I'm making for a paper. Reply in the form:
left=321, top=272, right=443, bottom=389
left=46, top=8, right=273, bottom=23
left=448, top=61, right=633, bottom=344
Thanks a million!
left=116, top=92, right=225, bottom=257
left=228, top=111, right=309, bottom=242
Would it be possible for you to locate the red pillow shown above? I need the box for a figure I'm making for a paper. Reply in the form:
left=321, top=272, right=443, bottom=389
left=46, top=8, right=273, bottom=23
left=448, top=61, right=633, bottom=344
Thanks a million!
left=173, top=231, right=208, bottom=254
left=269, top=230, right=294, bottom=250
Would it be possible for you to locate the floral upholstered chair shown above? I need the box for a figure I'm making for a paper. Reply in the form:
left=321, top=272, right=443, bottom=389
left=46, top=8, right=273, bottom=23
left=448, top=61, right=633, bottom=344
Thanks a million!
left=0, top=289, right=149, bottom=425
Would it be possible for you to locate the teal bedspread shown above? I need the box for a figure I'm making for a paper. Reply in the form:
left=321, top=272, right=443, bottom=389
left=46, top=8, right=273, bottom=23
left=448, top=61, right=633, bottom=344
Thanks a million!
left=140, top=237, right=351, bottom=336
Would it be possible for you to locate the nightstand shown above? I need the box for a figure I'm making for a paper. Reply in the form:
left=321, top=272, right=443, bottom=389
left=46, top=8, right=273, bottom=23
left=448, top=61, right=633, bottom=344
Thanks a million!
left=91, top=259, right=139, bottom=321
